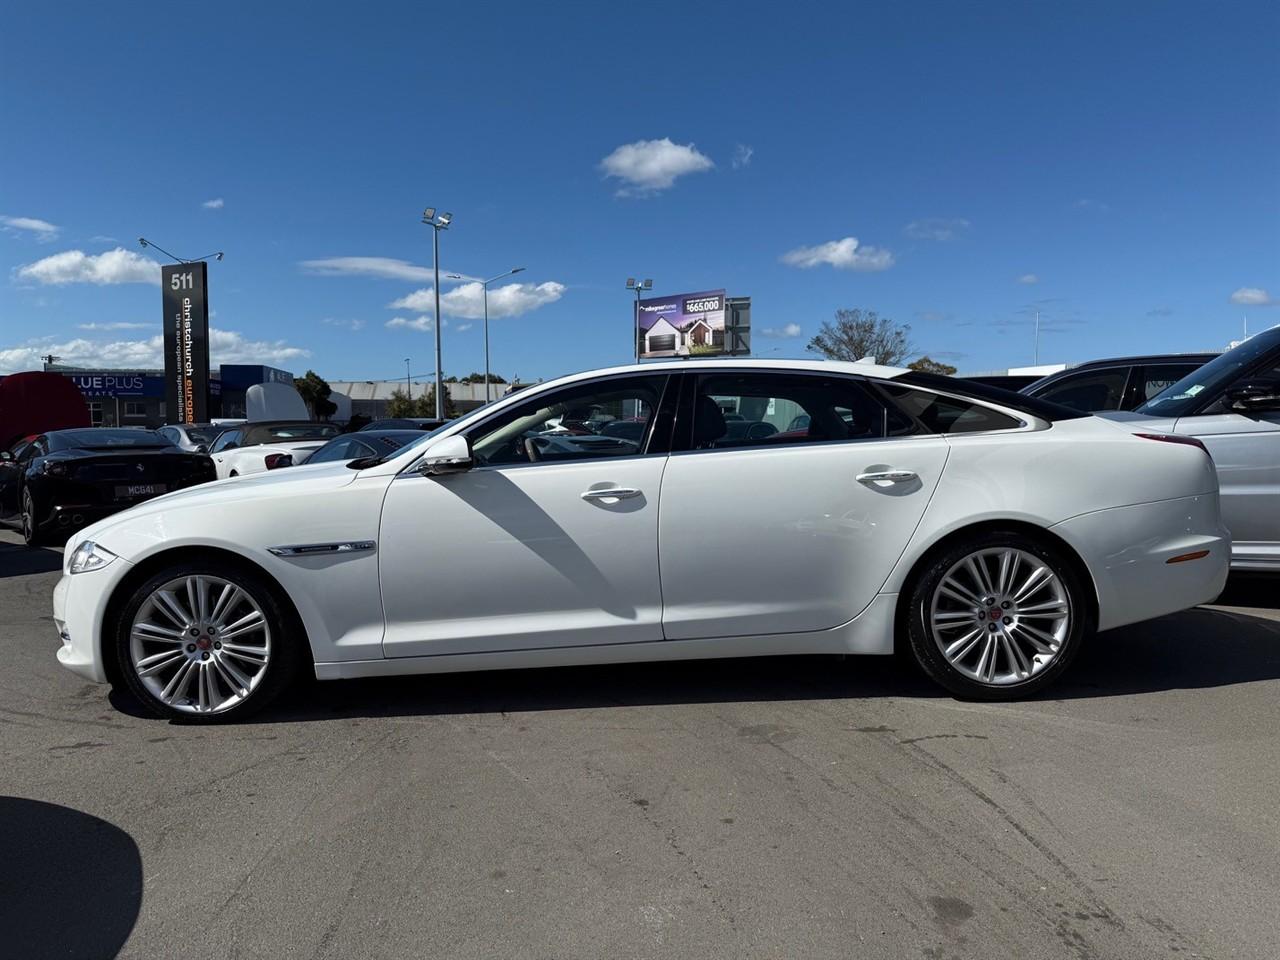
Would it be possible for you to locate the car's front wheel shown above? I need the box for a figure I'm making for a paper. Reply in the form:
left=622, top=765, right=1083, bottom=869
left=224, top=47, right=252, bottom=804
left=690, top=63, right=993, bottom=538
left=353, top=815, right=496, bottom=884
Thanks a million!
left=113, top=560, right=302, bottom=721
left=21, top=488, right=43, bottom=547
left=906, top=530, right=1092, bottom=700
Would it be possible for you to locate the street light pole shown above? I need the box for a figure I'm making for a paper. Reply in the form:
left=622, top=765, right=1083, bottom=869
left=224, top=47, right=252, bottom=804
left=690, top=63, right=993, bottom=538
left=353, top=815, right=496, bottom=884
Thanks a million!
left=421, top=208, right=453, bottom=419
left=404, top=358, right=411, bottom=400
left=450, top=267, right=525, bottom=403
left=625, top=278, right=653, bottom=362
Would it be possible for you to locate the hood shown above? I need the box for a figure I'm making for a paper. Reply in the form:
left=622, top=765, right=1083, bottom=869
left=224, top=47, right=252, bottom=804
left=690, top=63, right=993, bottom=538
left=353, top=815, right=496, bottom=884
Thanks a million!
left=75, top=459, right=359, bottom=543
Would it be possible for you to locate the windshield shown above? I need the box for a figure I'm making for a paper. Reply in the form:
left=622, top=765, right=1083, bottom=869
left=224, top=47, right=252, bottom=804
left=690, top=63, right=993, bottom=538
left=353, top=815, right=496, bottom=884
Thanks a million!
left=244, top=423, right=342, bottom=444
left=51, top=429, right=168, bottom=450
left=1136, top=327, right=1280, bottom=416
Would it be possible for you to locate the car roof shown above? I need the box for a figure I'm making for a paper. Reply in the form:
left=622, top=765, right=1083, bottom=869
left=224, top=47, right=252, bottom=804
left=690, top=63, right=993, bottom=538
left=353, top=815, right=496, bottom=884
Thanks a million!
left=1065, top=352, right=1218, bottom=370
left=340, top=429, right=425, bottom=441
left=540, top=357, right=911, bottom=387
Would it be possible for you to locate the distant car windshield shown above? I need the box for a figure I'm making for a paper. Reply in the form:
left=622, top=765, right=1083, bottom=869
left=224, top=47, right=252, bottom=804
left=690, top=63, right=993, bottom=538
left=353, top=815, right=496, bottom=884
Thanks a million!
left=244, top=423, right=341, bottom=444
left=184, top=427, right=218, bottom=444
left=51, top=429, right=168, bottom=450
left=1137, top=327, right=1280, bottom=416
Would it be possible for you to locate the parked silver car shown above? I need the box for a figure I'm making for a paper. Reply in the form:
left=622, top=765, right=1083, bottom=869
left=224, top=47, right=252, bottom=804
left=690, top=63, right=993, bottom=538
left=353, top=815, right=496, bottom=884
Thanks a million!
left=1108, top=325, right=1280, bottom=570
left=155, top=423, right=226, bottom=454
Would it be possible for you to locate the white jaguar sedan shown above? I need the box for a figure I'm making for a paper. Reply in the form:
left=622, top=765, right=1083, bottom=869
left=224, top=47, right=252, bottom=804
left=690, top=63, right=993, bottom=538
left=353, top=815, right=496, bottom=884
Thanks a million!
left=53, top=359, right=1229, bottom=721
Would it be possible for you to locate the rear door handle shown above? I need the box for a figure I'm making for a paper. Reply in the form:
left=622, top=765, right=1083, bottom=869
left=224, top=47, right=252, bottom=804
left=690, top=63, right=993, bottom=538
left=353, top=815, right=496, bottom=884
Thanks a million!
left=581, top=487, right=642, bottom=501
left=856, top=469, right=917, bottom=484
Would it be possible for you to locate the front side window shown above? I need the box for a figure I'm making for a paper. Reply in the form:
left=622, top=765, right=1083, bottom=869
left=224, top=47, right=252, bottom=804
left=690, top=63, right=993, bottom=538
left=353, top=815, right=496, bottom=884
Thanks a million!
left=686, top=373, right=913, bottom=450
left=469, top=375, right=668, bottom=466
left=211, top=429, right=242, bottom=453
left=1136, top=364, right=1202, bottom=404
left=1033, top=367, right=1128, bottom=412
left=879, top=384, right=1023, bottom=434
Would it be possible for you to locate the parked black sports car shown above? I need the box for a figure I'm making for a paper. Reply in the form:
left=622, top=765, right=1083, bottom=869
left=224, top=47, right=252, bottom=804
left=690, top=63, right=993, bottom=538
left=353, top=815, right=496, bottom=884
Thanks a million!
left=0, top=428, right=216, bottom=546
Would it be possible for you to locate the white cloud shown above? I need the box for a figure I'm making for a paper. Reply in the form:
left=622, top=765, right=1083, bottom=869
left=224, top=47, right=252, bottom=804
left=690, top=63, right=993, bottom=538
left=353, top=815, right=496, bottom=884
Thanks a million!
left=904, top=218, right=970, bottom=241
left=1017, top=273, right=1040, bottom=285
left=385, top=316, right=435, bottom=332
left=76, top=321, right=152, bottom=331
left=1, top=215, right=59, bottom=242
left=89, top=235, right=117, bottom=244
left=202, top=198, right=224, bottom=209
left=389, top=281, right=566, bottom=319
left=15, top=247, right=160, bottom=285
left=0, top=327, right=310, bottom=374
left=760, top=323, right=803, bottom=338
left=456, top=323, right=474, bottom=332
left=1073, top=198, right=1110, bottom=212
left=301, top=256, right=437, bottom=283
left=732, top=144, right=754, bottom=169
left=599, top=138, right=714, bottom=195
left=780, top=237, right=895, bottom=272
left=1230, top=287, right=1275, bottom=306
left=321, top=317, right=366, bottom=331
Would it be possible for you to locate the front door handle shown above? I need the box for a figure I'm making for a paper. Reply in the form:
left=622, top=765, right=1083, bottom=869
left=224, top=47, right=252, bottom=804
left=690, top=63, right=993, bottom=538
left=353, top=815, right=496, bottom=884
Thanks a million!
left=581, top=486, right=642, bottom=501
left=856, top=469, right=917, bottom=484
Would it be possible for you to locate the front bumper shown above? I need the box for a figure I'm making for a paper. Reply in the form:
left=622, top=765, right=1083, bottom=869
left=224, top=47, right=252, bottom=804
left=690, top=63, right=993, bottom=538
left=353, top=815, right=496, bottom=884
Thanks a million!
left=1051, top=494, right=1229, bottom=632
left=52, top=552, right=135, bottom=684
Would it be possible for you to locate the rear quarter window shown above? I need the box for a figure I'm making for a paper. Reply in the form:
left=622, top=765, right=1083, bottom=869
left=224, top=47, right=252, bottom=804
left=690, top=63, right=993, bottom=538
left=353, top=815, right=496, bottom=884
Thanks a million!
left=880, top=384, right=1023, bottom=434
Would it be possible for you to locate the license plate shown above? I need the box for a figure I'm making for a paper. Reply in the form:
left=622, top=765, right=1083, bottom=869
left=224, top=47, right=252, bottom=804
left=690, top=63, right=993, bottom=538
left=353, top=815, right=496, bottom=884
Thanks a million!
left=114, top=483, right=166, bottom=499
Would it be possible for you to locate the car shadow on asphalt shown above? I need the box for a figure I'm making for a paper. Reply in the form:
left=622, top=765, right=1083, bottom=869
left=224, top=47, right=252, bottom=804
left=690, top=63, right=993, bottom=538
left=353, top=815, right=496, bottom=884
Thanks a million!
left=0, top=796, right=142, bottom=960
left=0, top=540, right=62, bottom=578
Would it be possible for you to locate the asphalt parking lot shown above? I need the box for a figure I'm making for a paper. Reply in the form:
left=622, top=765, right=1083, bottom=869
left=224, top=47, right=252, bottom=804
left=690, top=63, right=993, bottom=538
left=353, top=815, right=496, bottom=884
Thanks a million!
left=2, top=530, right=1279, bottom=960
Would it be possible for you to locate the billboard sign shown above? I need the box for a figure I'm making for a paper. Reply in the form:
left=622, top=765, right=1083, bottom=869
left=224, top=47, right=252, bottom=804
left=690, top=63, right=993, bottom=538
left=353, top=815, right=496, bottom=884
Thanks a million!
left=636, top=288, right=729, bottom=359
left=161, top=262, right=211, bottom=424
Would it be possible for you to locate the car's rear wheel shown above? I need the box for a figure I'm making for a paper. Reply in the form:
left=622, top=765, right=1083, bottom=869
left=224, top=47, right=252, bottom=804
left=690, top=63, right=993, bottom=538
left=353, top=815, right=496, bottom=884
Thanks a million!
left=113, top=560, right=302, bottom=721
left=21, top=489, right=43, bottom=547
left=906, top=530, right=1092, bottom=700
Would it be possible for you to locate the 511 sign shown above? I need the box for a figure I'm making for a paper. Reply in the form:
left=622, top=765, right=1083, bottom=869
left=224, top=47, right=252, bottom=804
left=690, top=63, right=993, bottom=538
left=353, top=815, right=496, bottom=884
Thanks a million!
left=161, top=262, right=211, bottom=424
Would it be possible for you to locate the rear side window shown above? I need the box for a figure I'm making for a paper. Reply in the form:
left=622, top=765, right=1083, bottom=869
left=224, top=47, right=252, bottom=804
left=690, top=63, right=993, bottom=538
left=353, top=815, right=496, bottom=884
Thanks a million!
left=892, top=370, right=1088, bottom=423
left=880, top=384, right=1023, bottom=434
left=687, top=372, right=914, bottom=450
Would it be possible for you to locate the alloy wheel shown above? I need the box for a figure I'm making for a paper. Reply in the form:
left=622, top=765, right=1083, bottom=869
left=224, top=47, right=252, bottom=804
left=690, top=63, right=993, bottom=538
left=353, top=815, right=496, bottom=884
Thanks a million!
left=927, top=547, right=1072, bottom=686
left=128, top=575, right=272, bottom=715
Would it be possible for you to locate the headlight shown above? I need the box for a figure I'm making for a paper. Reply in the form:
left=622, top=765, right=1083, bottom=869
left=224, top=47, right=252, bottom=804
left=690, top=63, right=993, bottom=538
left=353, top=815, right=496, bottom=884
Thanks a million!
left=69, top=540, right=118, bottom=575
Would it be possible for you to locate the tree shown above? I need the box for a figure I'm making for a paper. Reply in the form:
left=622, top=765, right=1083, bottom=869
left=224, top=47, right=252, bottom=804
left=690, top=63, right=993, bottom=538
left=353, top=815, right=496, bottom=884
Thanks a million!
left=295, top=370, right=338, bottom=420
left=806, top=309, right=912, bottom=366
left=385, top=387, right=415, bottom=418
left=414, top=384, right=456, bottom=418
left=461, top=371, right=507, bottom=384
left=908, top=356, right=958, bottom=376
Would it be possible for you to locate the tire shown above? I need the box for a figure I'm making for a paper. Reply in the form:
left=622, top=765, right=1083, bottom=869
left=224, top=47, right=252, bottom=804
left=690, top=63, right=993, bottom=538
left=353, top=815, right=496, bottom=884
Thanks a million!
left=112, top=559, right=303, bottom=722
left=905, top=530, right=1093, bottom=700
left=21, top=489, right=43, bottom=547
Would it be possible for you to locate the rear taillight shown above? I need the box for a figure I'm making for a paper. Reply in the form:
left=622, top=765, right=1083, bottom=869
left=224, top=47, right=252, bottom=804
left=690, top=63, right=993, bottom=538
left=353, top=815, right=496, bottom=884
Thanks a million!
left=1134, top=433, right=1210, bottom=456
left=264, top=453, right=293, bottom=470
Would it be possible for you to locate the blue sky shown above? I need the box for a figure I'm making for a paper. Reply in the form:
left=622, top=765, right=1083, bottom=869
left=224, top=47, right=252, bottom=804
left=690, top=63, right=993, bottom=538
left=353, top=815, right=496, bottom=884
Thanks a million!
left=2, top=0, right=1277, bottom=380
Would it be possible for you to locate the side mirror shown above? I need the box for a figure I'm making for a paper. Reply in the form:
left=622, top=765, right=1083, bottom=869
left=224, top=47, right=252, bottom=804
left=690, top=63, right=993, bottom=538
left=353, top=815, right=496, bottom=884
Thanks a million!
left=418, top=434, right=473, bottom=476
left=1226, top=378, right=1280, bottom=414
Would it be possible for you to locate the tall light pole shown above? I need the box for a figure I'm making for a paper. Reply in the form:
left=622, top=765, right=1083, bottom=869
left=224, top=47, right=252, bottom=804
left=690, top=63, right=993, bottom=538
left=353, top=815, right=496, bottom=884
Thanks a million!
left=448, top=267, right=525, bottom=403
left=404, top=358, right=411, bottom=400
left=625, top=277, right=653, bottom=362
left=421, top=208, right=453, bottom=418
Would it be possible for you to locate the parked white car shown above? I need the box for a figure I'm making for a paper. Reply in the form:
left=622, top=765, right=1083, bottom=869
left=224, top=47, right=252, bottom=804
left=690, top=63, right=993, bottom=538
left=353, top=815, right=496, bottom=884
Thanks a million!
left=208, top=421, right=341, bottom=479
left=53, top=359, right=1228, bottom=720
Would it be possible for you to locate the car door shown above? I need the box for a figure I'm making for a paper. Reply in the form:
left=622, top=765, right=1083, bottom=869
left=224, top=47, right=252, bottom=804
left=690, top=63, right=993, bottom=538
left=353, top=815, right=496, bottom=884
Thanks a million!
left=657, top=371, right=951, bottom=640
left=209, top=428, right=242, bottom=479
left=0, top=440, right=32, bottom=521
left=378, top=373, right=674, bottom=657
left=1173, top=359, right=1280, bottom=563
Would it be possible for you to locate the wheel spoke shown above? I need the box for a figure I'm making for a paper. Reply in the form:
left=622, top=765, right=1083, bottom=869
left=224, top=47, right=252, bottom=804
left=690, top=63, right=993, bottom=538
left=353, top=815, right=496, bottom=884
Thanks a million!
left=1017, top=620, right=1061, bottom=650
left=152, top=590, right=192, bottom=630
left=995, top=550, right=1016, bottom=597
left=974, top=634, right=998, bottom=682
left=1019, top=599, right=1068, bottom=618
left=136, top=649, right=185, bottom=677
left=965, top=556, right=995, bottom=599
left=1001, top=630, right=1034, bottom=677
left=209, top=585, right=244, bottom=629
left=160, top=659, right=196, bottom=703
left=214, top=652, right=253, bottom=692
left=220, top=610, right=265, bottom=642
left=940, top=578, right=983, bottom=608
left=944, top=628, right=984, bottom=662
left=1013, top=565, right=1050, bottom=603
left=186, top=577, right=205, bottom=627
left=132, top=622, right=186, bottom=643
left=221, top=641, right=267, bottom=665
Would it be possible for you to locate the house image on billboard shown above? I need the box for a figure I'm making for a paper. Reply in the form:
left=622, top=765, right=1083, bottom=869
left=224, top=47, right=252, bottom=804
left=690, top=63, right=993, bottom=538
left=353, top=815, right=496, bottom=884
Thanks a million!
left=638, top=289, right=729, bottom=358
